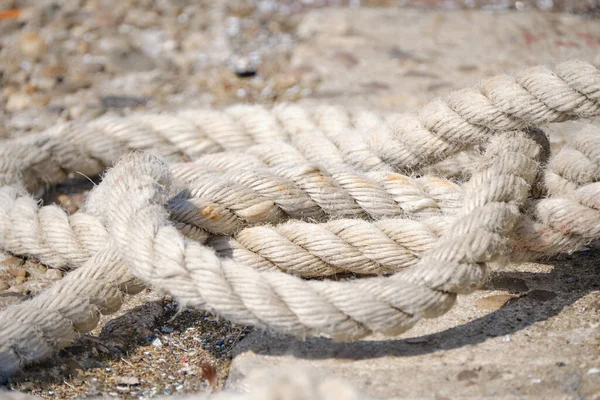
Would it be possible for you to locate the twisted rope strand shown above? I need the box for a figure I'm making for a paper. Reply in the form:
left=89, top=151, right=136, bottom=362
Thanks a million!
left=170, top=158, right=463, bottom=235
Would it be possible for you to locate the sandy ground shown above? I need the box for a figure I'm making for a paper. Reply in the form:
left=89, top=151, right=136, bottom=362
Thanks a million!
left=1, top=0, right=599, bottom=399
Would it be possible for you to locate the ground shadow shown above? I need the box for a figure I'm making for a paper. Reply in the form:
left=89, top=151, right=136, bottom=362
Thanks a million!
left=233, top=247, right=600, bottom=360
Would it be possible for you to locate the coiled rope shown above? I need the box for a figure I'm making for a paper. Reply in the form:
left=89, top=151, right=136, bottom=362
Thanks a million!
left=0, top=60, right=599, bottom=398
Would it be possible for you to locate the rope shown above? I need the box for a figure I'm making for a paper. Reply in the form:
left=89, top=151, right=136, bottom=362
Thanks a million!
left=0, top=60, right=599, bottom=399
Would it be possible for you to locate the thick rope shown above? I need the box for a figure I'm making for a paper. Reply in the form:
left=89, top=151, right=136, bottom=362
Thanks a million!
left=103, top=129, right=539, bottom=340
left=0, top=60, right=599, bottom=384
left=169, top=149, right=464, bottom=235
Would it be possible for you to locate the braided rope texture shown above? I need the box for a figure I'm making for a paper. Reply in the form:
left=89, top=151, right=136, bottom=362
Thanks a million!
left=0, top=60, right=599, bottom=399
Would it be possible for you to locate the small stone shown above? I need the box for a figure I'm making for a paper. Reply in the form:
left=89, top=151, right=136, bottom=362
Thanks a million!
left=14, top=276, right=27, bottom=285
left=152, top=338, right=163, bottom=347
left=116, top=376, right=140, bottom=386
left=8, top=284, right=29, bottom=295
left=2, top=256, right=24, bottom=268
left=41, top=64, right=68, bottom=79
left=19, top=381, right=35, bottom=392
left=57, top=194, right=78, bottom=214
left=7, top=268, right=28, bottom=277
left=588, top=368, right=600, bottom=375
left=233, top=57, right=257, bottom=78
left=45, top=269, right=63, bottom=280
left=0, top=282, right=10, bottom=291
left=32, top=94, right=51, bottom=107
left=37, top=264, right=48, bottom=273
left=475, top=294, right=514, bottom=310
left=129, top=355, right=142, bottom=363
left=6, top=92, right=32, bottom=112
left=19, top=32, right=47, bottom=59
left=68, top=105, right=88, bottom=120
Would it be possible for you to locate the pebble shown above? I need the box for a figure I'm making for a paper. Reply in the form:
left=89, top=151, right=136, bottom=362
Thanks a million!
left=19, top=382, right=35, bottom=392
left=116, top=376, right=140, bottom=386
left=57, top=194, right=79, bottom=214
left=5, top=92, right=32, bottom=111
left=7, top=268, right=28, bottom=278
left=41, top=64, right=68, bottom=79
left=2, top=256, right=24, bottom=268
left=0, top=282, right=10, bottom=291
left=45, top=269, right=63, bottom=280
left=588, top=368, right=600, bottom=375
left=152, top=338, right=163, bottom=347
left=19, top=32, right=47, bottom=59
left=233, top=57, right=257, bottom=78
left=14, top=276, right=27, bottom=285
left=8, top=284, right=29, bottom=295
left=475, top=294, right=514, bottom=310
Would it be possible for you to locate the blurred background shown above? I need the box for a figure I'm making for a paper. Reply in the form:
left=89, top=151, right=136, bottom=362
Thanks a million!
left=1, top=0, right=599, bottom=139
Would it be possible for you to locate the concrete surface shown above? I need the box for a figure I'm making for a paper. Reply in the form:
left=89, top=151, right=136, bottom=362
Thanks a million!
left=292, top=8, right=600, bottom=112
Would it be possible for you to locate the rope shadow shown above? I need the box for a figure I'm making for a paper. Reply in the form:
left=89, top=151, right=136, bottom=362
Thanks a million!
left=233, top=248, right=600, bottom=361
